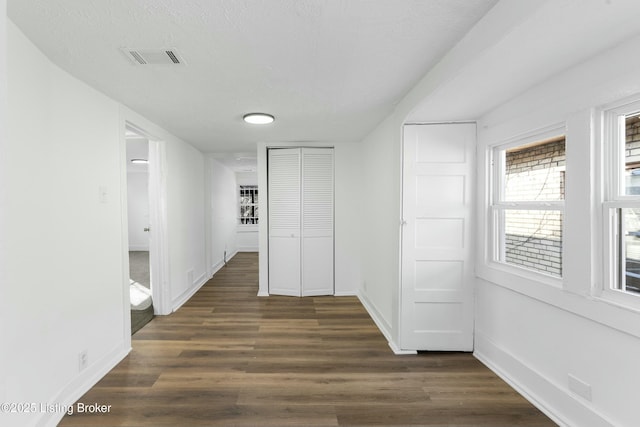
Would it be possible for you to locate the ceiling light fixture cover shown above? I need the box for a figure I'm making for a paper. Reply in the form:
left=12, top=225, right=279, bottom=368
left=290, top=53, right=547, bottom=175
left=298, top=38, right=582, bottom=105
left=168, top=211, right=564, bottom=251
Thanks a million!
left=131, top=159, right=149, bottom=164
left=243, top=113, right=275, bottom=125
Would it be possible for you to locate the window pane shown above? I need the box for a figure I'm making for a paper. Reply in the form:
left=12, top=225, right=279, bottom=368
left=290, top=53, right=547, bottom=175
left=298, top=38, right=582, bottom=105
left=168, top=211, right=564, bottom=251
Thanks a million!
left=503, top=209, right=563, bottom=277
left=618, top=208, right=640, bottom=294
left=624, top=114, right=640, bottom=195
left=240, top=206, right=252, bottom=218
left=504, top=138, right=565, bottom=202
left=239, top=185, right=259, bottom=224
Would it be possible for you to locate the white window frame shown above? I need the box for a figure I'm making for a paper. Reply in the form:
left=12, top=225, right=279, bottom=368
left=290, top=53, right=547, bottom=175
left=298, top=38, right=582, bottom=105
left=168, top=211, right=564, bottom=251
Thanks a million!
left=600, top=98, right=640, bottom=307
left=488, top=125, right=566, bottom=287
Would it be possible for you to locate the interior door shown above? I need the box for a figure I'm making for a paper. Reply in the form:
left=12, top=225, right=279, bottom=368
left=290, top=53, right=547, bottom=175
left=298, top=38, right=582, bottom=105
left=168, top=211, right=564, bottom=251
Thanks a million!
left=301, top=148, right=334, bottom=296
left=268, top=148, right=302, bottom=296
left=400, top=123, right=475, bottom=351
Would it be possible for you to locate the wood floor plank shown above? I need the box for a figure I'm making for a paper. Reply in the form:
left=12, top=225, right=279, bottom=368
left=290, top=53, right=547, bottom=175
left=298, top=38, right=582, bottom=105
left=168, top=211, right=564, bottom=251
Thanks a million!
left=60, top=252, right=555, bottom=426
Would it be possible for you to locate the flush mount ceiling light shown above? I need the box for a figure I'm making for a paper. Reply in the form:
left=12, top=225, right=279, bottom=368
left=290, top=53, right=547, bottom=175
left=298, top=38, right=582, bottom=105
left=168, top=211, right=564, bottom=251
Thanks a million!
left=243, top=113, right=275, bottom=125
left=131, top=159, right=149, bottom=164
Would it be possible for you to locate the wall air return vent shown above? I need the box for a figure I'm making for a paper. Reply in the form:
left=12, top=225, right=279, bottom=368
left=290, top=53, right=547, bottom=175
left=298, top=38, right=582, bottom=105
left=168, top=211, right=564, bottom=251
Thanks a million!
left=121, top=48, right=185, bottom=65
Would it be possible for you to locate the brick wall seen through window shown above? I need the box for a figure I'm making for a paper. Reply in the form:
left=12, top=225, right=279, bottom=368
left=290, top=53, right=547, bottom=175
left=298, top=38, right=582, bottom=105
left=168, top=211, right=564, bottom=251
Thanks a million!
left=503, top=138, right=565, bottom=277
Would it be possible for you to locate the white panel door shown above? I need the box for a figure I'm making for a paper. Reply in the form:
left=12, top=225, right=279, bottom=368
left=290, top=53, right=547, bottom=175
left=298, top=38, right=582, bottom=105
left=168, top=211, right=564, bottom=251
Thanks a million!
left=268, top=148, right=302, bottom=296
left=301, top=148, right=334, bottom=296
left=400, top=123, right=475, bottom=351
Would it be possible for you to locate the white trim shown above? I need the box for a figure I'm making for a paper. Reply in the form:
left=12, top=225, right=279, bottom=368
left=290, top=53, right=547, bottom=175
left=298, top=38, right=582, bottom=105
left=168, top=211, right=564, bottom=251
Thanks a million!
left=210, top=260, right=225, bottom=274
left=474, top=332, right=616, bottom=427
left=491, top=122, right=566, bottom=152
left=208, top=249, right=238, bottom=278
left=257, top=143, right=269, bottom=296
left=173, top=250, right=242, bottom=311
left=357, top=290, right=416, bottom=355
left=128, top=245, right=149, bottom=251
left=147, top=139, right=171, bottom=316
left=118, top=114, right=133, bottom=345
left=333, top=290, right=357, bottom=297
left=484, top=259, right=563, bottom=289
left=597, top=99, right=640, bottom=308
left=171, top=270, right=209, bottom=312
left=487, top=124, right=566, bottom=284
left=35, top=344, right=131, bottom=427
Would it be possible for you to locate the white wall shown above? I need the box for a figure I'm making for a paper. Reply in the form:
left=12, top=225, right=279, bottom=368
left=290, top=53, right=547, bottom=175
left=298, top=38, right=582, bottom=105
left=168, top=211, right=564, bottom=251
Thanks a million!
left=236, top=171, right=258, bottom=252
left=126, top=171, right=149, bottom=251
left=0, top=19, right=209, bottom=426
left=334, top=143, right=363, bottom=295
left=473, top=33, right=640, bottom=427
left=257, top=142, right=362, bottom=296
left=357, top=118, right=401, bottom=340
left=1, top=20, right=127, bottom=427
left=0, top=0, right=9, bottom=413
left=209, top=157, right=238, bottom=270
left=164, top=126, right=207, bottom=310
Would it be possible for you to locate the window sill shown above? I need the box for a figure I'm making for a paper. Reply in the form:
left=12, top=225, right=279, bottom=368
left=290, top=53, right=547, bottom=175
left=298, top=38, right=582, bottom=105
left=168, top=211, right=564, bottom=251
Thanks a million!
left=482, top=260, right=563, bottom=290
left=594, top=288, right=640, bottom=315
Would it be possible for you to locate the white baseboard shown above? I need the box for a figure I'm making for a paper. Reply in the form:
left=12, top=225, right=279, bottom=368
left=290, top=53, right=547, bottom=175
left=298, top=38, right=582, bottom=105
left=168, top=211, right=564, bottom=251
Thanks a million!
left=222, top=250, right=238, bottom=267
left=357, top=290, right=416, bottom=355
left=387, top=340, right=417, bottom=355
left=254, top=291, right=358, bottom=297
left=36, top=343, right=131, bottom=427
left=334, top=290, right=357, bottom=296
left=172, top=251, right=241, bottom=311
left=237, top=246, right=258, bottom=252
left=172, top=270, right=211, bottom=312
left=128, top=245, right=149, bottom=252
left=474, top=332, right=615, bottom=427
left=209, top=259, right=224, bottom=276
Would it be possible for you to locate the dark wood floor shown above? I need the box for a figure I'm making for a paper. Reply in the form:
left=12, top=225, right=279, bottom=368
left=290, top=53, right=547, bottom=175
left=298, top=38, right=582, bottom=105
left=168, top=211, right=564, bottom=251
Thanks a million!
left=61, top=252, right=555, bottom=426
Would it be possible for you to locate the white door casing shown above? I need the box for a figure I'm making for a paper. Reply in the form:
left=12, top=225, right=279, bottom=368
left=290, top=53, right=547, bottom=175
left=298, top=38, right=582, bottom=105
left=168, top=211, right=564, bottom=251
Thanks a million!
left=400, top=123, right=476, bottom=351
left=147, top=139, right=171, bottom=315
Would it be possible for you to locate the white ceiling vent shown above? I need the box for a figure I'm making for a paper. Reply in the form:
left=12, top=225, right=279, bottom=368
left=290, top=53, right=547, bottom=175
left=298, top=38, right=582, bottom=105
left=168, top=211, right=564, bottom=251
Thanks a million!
left=121, top=48, right=185, bottom=65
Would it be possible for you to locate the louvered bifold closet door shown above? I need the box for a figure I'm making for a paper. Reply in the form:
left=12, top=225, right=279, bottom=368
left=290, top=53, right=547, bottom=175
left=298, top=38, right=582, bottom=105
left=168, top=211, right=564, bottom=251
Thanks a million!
left=268, top=148, right=302, bottom=296
left=301, top=148, right=334, bottom=296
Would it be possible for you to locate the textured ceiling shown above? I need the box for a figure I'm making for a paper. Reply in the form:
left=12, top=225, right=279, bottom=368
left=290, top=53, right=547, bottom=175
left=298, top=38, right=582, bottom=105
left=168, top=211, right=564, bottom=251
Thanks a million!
left=7, top=0, right=498, bottom=153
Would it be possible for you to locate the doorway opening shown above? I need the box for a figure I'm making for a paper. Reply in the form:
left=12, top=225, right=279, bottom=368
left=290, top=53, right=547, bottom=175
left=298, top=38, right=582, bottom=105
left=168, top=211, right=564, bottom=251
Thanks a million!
left=126, top=126, right=154, bottom=333
left=123, top=122, right=170, bottom=337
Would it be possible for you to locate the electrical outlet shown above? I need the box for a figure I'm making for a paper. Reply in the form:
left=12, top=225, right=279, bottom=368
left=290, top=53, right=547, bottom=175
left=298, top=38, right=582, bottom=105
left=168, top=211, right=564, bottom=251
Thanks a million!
left=78, top=350, right=88, bottom=371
